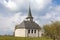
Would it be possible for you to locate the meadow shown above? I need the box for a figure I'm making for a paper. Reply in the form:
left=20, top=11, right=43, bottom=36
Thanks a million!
left=0, top=36, right=53, bottom=40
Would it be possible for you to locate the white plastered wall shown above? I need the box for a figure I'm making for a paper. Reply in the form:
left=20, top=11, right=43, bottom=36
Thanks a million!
left=26, top=29, right=41, bottom=37
left=27, top=29, right=38, bottom=37
left=15, top=29, right=25, bottom=37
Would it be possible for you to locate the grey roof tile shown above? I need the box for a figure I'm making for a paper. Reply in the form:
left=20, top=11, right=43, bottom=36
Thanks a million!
left=15, top=21, right=41, bottom=29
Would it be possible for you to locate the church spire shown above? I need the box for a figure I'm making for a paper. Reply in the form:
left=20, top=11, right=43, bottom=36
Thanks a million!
left=28, top=6, right=32, bottom=17
left=26, top=5, right=33, bottom=21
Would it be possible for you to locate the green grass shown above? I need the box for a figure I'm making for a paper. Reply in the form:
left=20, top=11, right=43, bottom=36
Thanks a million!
left=0, top=36, right=53, bottom=40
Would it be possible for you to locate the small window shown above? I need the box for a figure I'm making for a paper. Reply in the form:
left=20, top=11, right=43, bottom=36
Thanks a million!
left=34, top=30, right=36, bottom=33
left=31, top=30, right=33, bottom=33
left=28, top=30, right=30, bottom=33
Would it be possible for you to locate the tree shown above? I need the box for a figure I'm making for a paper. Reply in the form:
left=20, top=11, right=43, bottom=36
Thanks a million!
left=43, top=21, right=60, bottom=40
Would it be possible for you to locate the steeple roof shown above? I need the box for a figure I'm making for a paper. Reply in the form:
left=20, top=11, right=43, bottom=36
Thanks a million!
left=28, top=6, right=32, bottom=17
left=26, top=6, right=33, bottom=20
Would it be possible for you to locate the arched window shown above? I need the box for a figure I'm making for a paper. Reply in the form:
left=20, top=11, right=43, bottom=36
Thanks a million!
left=34, top=30, right=36, bottom=33
left=31, top=30, right=33, bottom=33
left=28, top=30, right=30, bottom=34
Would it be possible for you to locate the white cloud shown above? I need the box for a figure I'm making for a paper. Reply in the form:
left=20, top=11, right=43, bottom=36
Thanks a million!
left=31, top=5, right=60, bottom=26
left=0, top=0, right=52, bottom=11
left=40, top=13, right=52, bottom=19
left=0, top=12, right=26, bottom=35
left=40, top=5, right=60, bottom=20
left=3, top=0, right=18, bottom=11
left=49, top=6, right=60, bottom=21
left=30, top=0, right=52, bottom=10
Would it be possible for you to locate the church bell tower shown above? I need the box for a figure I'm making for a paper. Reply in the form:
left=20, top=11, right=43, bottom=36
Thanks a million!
left=26, top=6, right=33, bottom=21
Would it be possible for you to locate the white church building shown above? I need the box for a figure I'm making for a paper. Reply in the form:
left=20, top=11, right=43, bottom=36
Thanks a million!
left=14, top=7, right=42, bottom=37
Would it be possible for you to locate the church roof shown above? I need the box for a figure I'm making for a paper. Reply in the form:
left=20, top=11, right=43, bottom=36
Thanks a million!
left=15, top=21, right=41, bottom=29
left=15, top=6, right=41, bottom=30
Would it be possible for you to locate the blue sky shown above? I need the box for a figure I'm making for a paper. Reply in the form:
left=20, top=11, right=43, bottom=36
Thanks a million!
left=0, top=0, right=60, bottom=35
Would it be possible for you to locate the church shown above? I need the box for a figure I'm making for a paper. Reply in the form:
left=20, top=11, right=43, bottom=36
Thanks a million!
left=14, top=7, right=42, bottom=37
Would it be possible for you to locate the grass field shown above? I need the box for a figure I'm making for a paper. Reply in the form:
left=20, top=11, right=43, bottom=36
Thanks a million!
left=0, top=36, right=53, bottom=40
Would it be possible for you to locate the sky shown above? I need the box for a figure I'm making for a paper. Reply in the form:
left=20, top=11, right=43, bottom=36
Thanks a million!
left=0, top=0, right=60, bottom=35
